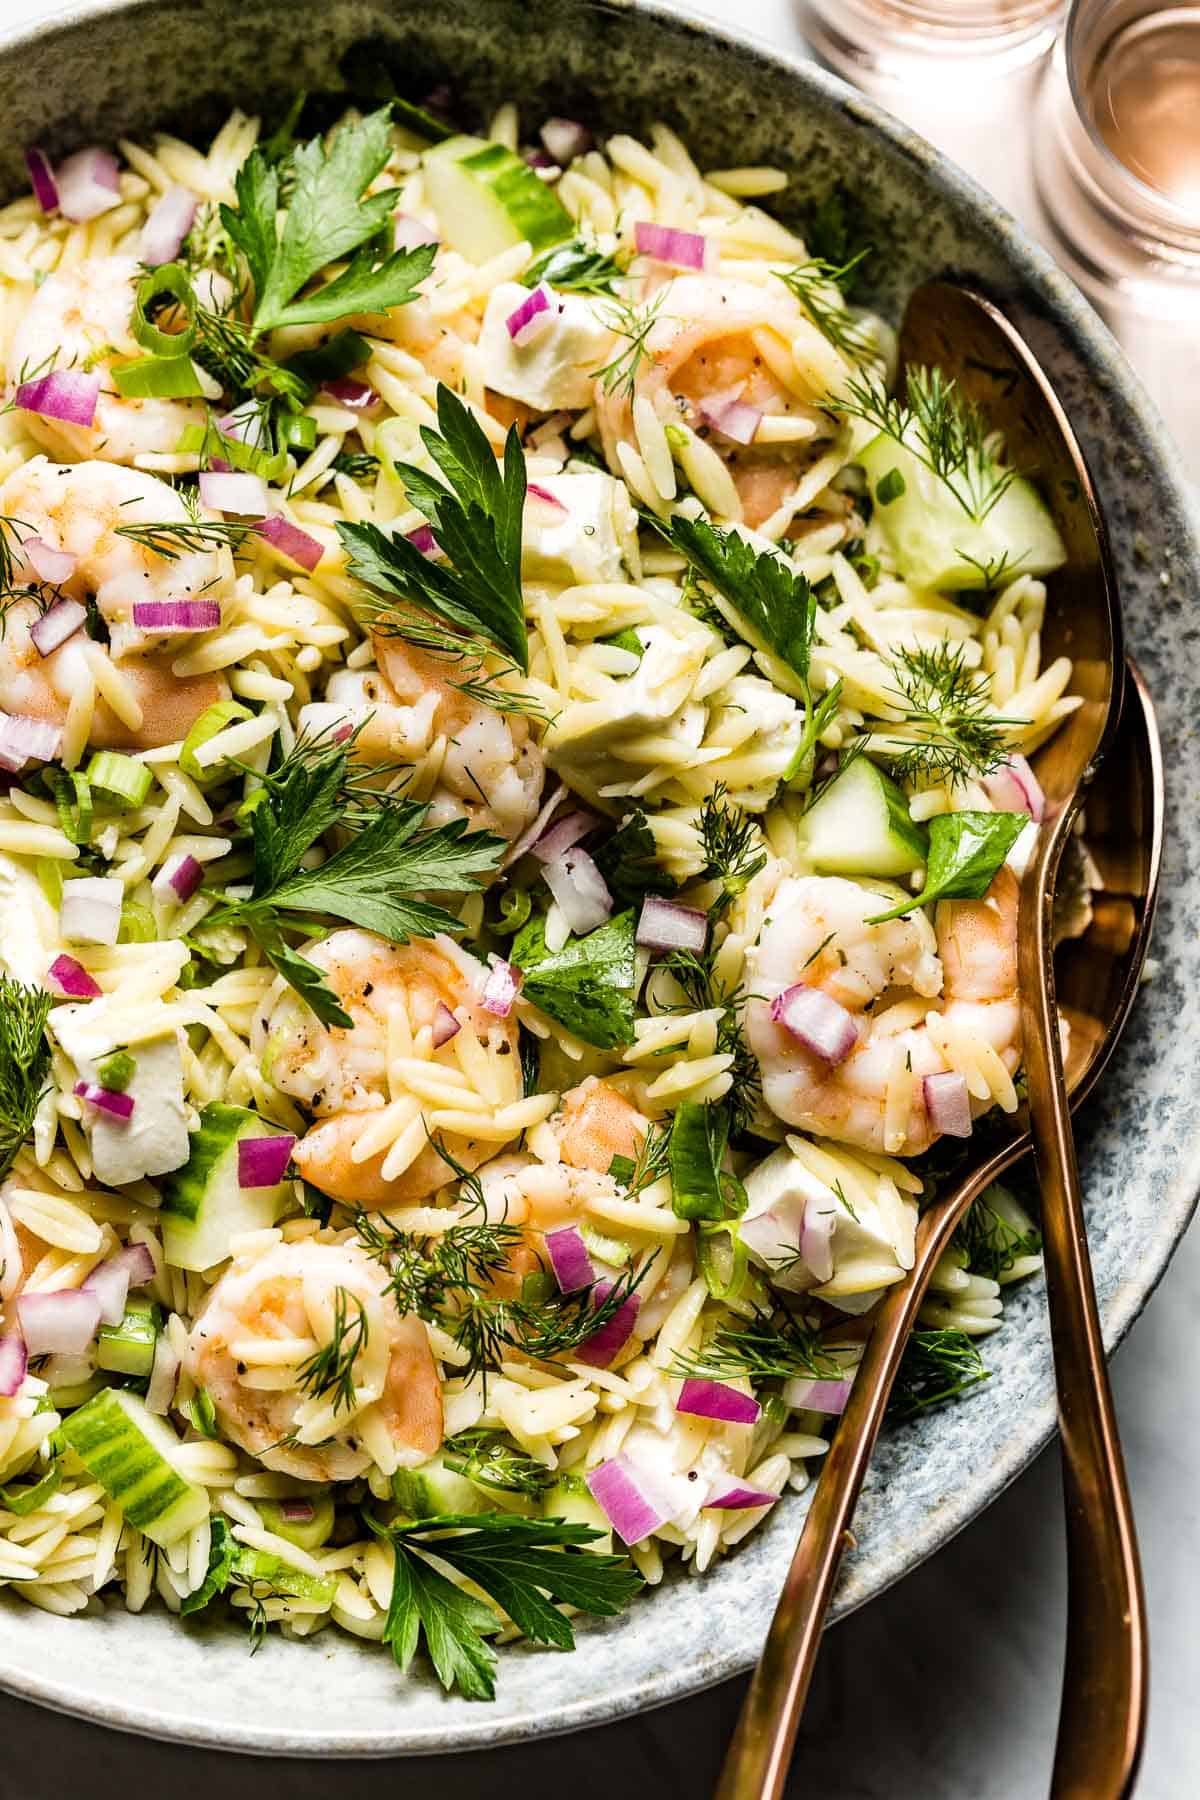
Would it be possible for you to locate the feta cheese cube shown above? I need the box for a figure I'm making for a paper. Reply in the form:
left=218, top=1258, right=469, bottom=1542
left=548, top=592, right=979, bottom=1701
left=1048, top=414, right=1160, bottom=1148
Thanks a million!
left=478, top=281, right=614, bottom=411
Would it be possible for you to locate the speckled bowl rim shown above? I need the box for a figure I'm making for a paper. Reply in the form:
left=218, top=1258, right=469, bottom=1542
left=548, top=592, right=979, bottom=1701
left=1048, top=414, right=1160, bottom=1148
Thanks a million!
left=0, top=0, right=1196, bottom=1758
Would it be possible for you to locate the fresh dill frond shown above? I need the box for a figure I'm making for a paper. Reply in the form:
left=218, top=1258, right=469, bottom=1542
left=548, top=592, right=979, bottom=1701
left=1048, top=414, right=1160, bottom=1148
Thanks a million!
left=953, top=1186, right=1041, bottom=1282
left=296, top=1285, right=369, bottom=1414
left=0, top=976, right=52, bottom=1183
left=114, top=492, right=257, bottom=562
left=956, top=547, right=1026, bottom=594
left=606, top=1119, right=672, bottom=1199
left=443, top=1429, right=556, bottom=1497
left=884, top=642, right=1015, bottom=786
left=592, top=287, right=668, bottom=399
left=830, top=365, right=1017, bottom=523
left=698, top=784, right=768, bottom=905
left=671, top=1308, right=840, bottom=1384
left=890, top=1327, right=989, bottom=1418
left=774, top=254, right=873, bottom=360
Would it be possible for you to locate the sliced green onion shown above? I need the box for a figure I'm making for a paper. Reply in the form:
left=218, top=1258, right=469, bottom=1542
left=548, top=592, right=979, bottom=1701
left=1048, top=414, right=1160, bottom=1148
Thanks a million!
left=494, top=888, right=532, bottom=935
left=0, top=1462, right=62, bottom=1516
left=131, top=262, right=197, bottom=358
left=96, top=1050, right=137, bottom=1092
left=46, top=769, right=92, bottom=845
left=177, top=420, right=286, bottom=483
left=280, top=413, right=318, bottom=453
left=113, top=356, right=205, bottom=399
left=179, top=699, right=252, bottom=783
left=183, top=1386, right=219, bottom=1437
left=520, top=1271, right=556, bottom=1306
left=697, top=1221, right=750, bottom=1301
left=118, top=901, right=156, bottom=944
left=86, top=750, right=153, bottom=810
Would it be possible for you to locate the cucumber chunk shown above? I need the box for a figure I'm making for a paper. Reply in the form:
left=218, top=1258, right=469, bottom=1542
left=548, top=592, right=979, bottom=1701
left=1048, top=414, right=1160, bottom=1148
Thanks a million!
left=802, top=756, right=928, bottom=878
left=59, top=1388, right=208, bottom=1547
left=231, top=1543, right=336, bottom=1607
left=543, top=1471, right=613, bottom=1554
left=422, top=135, right=572, bottom=262
left=97, top=1296, right=160, bottom=1378
left=392, top=1454, right=485, bottom=1519
left=857, top=431, right=1067, bottom=593
left=160, top=1103, right=292, bottom=1272
left=258, top=1494, right=335, bottom=1552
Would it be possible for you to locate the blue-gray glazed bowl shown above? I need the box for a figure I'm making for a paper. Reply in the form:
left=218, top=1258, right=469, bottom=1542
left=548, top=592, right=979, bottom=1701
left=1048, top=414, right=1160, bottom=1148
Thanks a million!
left=0, top=0, right=1196, bottom=1757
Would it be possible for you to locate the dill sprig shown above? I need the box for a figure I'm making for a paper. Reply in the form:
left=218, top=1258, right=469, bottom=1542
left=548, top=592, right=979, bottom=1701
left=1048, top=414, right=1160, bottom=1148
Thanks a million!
left=671, top=1308, right=841, bottom=1384
left=890, top=1327, right=989, bottom=1419
left=592, top=287, right=668, bottom=399
left=0, top=976, right=52, bottom=1184
left=114, top=491, right=257, bottom=562
left=442, top=1428, right=556, bottom=1497
left=296, top=1285, right=369, bottom=1414
left=953, top=1187, right=1041, bottom=1282
left=331, top=449, right=381, bottom=480
left=698, top=785, right=768, bottom=906
left=883, top=642, right=1016, bottom=786
left=775, top=253, right=873, bottom=361
left=831, top=365, right=1017, bottom=523
left=606, top=1119, right=672, bottom=1199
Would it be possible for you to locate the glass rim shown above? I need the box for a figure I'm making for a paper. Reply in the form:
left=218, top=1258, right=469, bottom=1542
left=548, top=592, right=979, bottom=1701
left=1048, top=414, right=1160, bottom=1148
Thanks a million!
left=1064, top=0, right=1200, bottom=238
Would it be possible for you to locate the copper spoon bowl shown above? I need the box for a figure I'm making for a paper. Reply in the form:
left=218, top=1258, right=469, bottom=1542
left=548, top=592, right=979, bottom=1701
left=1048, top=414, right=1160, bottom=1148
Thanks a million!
left=716, top=282, right=1163, bottom=1800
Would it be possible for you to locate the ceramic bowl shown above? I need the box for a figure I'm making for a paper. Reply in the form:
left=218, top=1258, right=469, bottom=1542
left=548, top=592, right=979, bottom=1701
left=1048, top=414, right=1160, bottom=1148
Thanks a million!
left=0, top=0, right=1196, bottom=1757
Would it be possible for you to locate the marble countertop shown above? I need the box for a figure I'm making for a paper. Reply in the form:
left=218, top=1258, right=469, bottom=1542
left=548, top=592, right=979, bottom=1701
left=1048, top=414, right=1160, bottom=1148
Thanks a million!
left=2, top=2, right=1197, bottom=1795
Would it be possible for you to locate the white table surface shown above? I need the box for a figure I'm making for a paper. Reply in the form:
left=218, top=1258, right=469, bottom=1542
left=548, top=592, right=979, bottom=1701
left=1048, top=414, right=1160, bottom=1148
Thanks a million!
left=2, top=2, right=1198, bottom=1795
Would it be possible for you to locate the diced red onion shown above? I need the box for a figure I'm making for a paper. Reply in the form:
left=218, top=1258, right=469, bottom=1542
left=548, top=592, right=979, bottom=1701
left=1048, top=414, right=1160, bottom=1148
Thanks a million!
left=576, top=1279, right=640, bottom=1367
left=140, top=184, right=197, bottom=266
left=24, top=537, right=77, bottom=586
left=540, top=118, right=593, bottom=164
left=480, top=959, right=521, bottom=1018
left=770, top=985, right=858, bottom=1066
left=146, top=1333, right=179, bottom=1416
left=506, top=285, right=554, bottom=347
left=0, top=1333, right=27, bottom=1397
left=801, top=1192, right=836, bottom=1285
left=525, top=150, right=559, bottom=175
left=526, top=480, right=566, bottom=511
left=46, top=954, right=102, bottom=1000
left=279, top=1498, right=315, bottom=1523
left=24, top=148, right=58, bottom=214
left=531, top=810, right=599, bottom=863
left=255, top=515, right=323, bottom=572
left=700, top=397, right=762, bottom=445
left=585, top=1455, right=669, bottom=1544
left=16, top=1287, right=102, bottom=1355
left=109, top=1242, right=156, bottom=1288
left=636, top=897, right=708, bottom=954
left=405, top=524, right=439, bottom=557
left=198, top=470, right=268, bottom=516
left=393, top=214, right=439, bottom=252
left=676, top=1378, right=760, bottom=1425
left=237, top=1134, right=296, bottom=1189
left=60, top=877, right=123, bottom=946
left=633, top=221, right=712, bottom=272
left=0, top=711, right=62, bottom=772
left=74, top=1081, right=134, bottom=1121
left=544, top=1226, right=595, bottom=1294
left=503, top=783, right=568, bottom=869
left=81, top=1257, right=131, bottom=1328
left=923, top=1070, right=973, bottom=1139
left=132, top=600, right=222, bottom=633
left=323, top=377, right=376, bottom=410
left=783, top=1375, right=853, bottom=1415
left=151, top=851, right=204, bottom=906
left=431, top=1002, right=461, bottom=1048
left=705, top=1484, right=780, bottom=1511
left=55, top=147, right=120, bottom=223
left=543, top=847, right=613, bottom=936
left=29, top=596, right=86, bottom=657
left=983, top=752, right=1045, bottom=823
left=16, top=369, right=100, bottom=429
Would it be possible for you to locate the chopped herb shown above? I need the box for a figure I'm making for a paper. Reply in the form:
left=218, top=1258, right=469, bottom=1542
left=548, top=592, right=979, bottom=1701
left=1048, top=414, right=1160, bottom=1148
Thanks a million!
left=367, top=1510, right=642, bottom=1700
left=831, top=365, right=1017, bottom=524
left=775, top=254, right=873, bottom=360
left=607, top=1119, right=671, bottom=1200
left=113, top=508, right=257, bottom=561
left=671, top=1307, right=841, bottom=1384
left=523, top=239, right=628, bottom=297
left=0, top=976, right=51, bottom=1183
left=592, top=288, right=668, bottom=399
left=668, top=1102, right=747, bottom=1223
left=697, top=784, right=768, bottom=906
left=511, top=908, right=637, bottom=1050
left=443, top=1428, right=556, bottom=1496
left=180, top=1517, right=237, bottom=1616
left=884, top=642, right=1019, bottom=787
left=874, top=466, right=906, bottom=506
left=330, top=448, right=381, bottom=480
left=867, top=809, right=1026, bottom=923
left=296, top=1285, right=369, bottom=1414
left=591, top=808, right=676, bottom=906
left=890, top=1327, right=989, bottom=1418
left=954, top=1183, right=1041, bottom=1281
left=654, top=514, right=816, bottom=687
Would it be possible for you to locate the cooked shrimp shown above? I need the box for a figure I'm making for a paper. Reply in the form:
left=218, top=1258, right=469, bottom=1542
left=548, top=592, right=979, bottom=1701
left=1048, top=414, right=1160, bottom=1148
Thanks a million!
left=594, top=273, right=845, bottom=527
left=7, top=256, right=207, bottom=463
left=298, top=632, right=544, bottom=842
left=184, top=1238, right=442, bottom=1481
left=556, top=1077, right=648, bottom=1173
left=261, top=929, right=522, bottom=1208
left=0, top=457, right=231, bottom=748
left=744, top=867, right=1020, bottom=1155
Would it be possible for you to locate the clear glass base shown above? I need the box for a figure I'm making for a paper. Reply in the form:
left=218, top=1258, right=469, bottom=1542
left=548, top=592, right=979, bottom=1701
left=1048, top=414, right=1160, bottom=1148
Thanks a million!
left=803, top=0, right=1066, bottom=84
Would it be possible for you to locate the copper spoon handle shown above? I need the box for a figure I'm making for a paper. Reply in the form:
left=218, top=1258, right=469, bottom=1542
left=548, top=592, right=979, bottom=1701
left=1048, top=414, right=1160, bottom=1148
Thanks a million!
left=1021, top=817, right=1148, bottom=1800
left=713, top=1158, right=999, bottom=1800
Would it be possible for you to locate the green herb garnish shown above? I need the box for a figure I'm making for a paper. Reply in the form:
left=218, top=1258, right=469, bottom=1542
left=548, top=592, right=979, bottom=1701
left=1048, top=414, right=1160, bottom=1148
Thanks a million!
left=296, top=1285, right=369, bottom=1414
left=775, top=253, right=873, bottom=360
left=592, top=288, right=668, bottom=399
left=655, top=514, right=816, bottom=688
left=884, top=642, right=1019, bottom=787
left=831, top=365, right=1017, bottom=524
left=0, top=976, right=51, bottom=1183
left=511, top=908, right=637, bottom=1050
left=868, top=809, right=1026, bottom=923
left=591, top=808, right=676, bottom=906
left=890, top=1327, right=990, bottom=1418
left=523, top=239, right=627, bottom=297
left=443, top=1429, right=556, bottom=1497
left=668, top=1102, right=746, bottom=1223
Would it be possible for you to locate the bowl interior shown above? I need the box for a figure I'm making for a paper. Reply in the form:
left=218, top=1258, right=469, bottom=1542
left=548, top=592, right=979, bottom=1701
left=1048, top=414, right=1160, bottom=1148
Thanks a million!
left=0, top=0, right=1197, bottom=1756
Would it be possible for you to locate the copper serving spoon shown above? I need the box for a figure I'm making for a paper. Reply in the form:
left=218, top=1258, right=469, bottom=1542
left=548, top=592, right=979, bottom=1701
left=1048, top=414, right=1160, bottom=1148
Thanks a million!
left=716, top=282, right=1162, bottom=1800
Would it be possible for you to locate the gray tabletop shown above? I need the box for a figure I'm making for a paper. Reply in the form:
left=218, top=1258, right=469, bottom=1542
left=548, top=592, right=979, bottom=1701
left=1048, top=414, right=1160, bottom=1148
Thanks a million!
left=2, top=2, right=1198, bottom=1795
